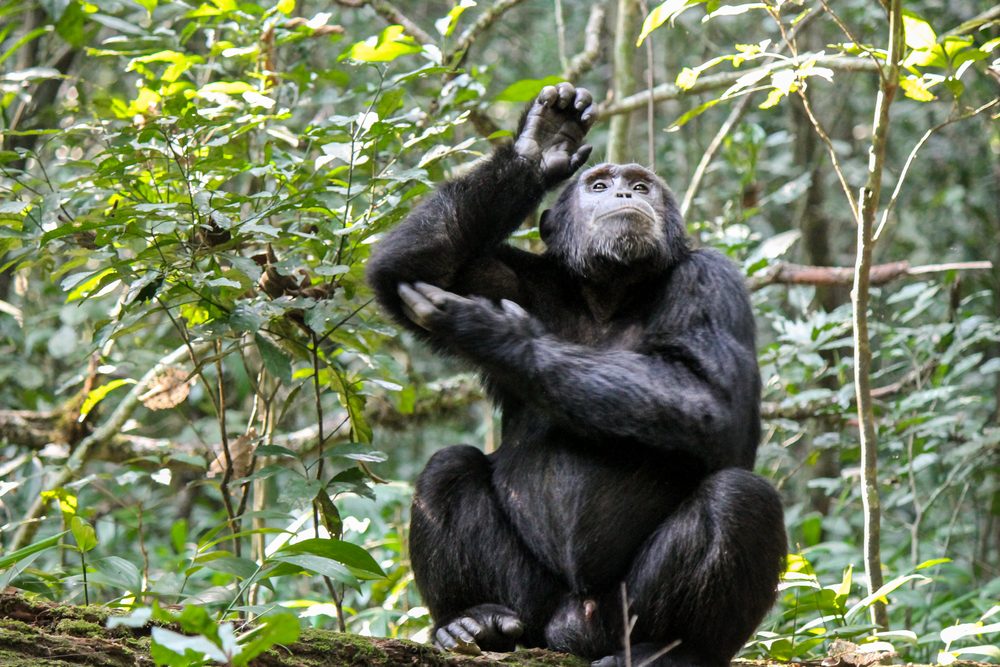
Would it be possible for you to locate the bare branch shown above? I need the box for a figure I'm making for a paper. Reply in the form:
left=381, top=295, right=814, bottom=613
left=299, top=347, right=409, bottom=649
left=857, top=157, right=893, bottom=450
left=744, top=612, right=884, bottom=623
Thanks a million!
left=334, top=0, right=433, bottom=45
left=597, top=54, right=878, bottom=118
left=448, top=0, right=530, bottom=66
left=874, top=99, right=1000, bottom=241
left=681, top=95, right=753, bottom=218
left=562, top=5, right=606, bottom=83
left=748, top=260, right=992, bottom=291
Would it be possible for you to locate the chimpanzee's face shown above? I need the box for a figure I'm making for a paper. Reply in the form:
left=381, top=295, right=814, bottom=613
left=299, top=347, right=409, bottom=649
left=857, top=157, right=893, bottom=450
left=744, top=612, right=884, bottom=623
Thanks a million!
left=541, top=162, right=687, bottom=280
left=570, top=163, right=670, bottom=269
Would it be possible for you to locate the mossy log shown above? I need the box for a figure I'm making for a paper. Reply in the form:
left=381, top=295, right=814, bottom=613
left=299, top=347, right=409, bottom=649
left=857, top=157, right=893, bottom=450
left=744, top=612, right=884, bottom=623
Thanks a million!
left=1, top=592, right=992, bottom=667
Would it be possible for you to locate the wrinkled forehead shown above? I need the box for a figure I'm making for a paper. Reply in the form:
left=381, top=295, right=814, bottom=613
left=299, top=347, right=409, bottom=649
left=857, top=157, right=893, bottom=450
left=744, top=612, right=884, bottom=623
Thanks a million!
left=578, top=162, right=662, bottom=183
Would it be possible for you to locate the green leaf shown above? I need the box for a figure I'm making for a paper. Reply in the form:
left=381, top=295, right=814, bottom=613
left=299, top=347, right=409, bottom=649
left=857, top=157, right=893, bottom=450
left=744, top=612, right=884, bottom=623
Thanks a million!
left=845, top=574, right=930, bottom=621
left=90, top=556, right=142, bottom=592
left=315, top=490, right=343, bottom=541
left=233, top=612, right=300, bottom=666
left=79, top=378, right=136, bottom=421
left=70, top=516, right=98, bottom=553
left=900, top=75, right=936, bottom=102
left=171, top=519, right=188, bottom=555
left=346, top=25, right=421, bottom=63
left=676, top=67, right=699, bottom=90
left=637, top=0, right=702, bottom=47
left=902, top=10, right=937, bottom=51
left=495, top=76, right=564, bottom=103
left=195, top=552, right=260, bottom=580
left=151, top=626, right=227, bottom=665
left=0, top=531, right=67, bottom=570
left=915, top=557, right=951, bottom=570
left=669, top=96, right=723, bottom=130
left=255, top=333, right=292, bottom=384
left=704, top=3, right=765, bottom=20
left=275, top=537, right=384, bottom=577
left=434, top=0, right=475, bottom=38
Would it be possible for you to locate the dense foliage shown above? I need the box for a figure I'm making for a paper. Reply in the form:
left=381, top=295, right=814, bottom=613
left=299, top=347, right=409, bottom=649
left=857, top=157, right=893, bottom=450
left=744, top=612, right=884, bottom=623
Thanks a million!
left=1, top=0, right=997, bottom=664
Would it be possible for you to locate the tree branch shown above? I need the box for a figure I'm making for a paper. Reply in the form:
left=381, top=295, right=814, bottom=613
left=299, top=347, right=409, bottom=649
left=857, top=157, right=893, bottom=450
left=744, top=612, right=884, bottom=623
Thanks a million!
left=597, top=54, right=878, bottom=118
left=561, top=5, right=605, bottom=83
left=747, top=260, right=992, bottom=291
left=334, top=0, right=433, bottom=45
left=448, top=0, right=530, bottom=67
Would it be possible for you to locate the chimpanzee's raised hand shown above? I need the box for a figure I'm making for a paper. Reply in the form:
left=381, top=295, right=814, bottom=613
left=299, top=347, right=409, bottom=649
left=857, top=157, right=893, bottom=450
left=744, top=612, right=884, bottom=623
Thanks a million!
left=514, top=82, right=596, bottom=185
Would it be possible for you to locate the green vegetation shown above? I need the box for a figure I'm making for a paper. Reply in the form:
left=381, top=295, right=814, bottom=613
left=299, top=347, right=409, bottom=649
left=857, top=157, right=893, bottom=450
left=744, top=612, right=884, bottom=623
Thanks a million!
left=0, top=0, right=997, bottom=664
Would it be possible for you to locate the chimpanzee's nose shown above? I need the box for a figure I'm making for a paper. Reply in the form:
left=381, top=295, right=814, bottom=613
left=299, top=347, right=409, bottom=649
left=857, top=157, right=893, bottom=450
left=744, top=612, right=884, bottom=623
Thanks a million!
left=615, top=192, right=632, bottom=198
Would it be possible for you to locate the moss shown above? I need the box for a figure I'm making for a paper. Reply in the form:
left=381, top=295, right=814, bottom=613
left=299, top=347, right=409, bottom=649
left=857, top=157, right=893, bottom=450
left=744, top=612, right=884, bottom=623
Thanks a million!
left=54, top=618, right=106, bottom=637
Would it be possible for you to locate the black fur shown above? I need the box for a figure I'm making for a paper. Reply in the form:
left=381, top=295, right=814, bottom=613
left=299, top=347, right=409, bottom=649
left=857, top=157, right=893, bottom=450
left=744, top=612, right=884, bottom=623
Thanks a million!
left=367, top=120, right=786, bottom=666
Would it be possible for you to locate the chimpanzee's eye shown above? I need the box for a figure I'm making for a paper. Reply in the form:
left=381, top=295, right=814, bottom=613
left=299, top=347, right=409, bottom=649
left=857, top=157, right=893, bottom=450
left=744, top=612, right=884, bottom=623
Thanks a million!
left=591, top=181, right=608, bottom=191
left=633, top=182, right=650, bottom=193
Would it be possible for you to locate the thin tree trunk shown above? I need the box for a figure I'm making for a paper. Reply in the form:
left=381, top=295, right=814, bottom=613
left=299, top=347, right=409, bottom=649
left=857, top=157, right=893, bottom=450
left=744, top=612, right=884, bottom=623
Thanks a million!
left=607, top=0, right=638, bottom=163
left=853, top=0, right=904, bottom=631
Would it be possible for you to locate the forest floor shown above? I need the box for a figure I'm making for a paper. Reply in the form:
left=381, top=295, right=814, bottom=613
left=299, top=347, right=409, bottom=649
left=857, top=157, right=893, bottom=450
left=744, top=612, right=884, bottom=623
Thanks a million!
left=0, top=591, right=992, bottom=667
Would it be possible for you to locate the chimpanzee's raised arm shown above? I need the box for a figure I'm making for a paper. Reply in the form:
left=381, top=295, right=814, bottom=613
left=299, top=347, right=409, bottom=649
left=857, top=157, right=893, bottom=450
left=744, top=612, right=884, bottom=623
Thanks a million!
left=365, top=82, right=595, bottom=330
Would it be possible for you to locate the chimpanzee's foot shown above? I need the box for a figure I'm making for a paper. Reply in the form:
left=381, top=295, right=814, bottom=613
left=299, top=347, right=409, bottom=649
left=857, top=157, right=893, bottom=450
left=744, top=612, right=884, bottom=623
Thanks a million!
left=592, top=641, right=693, bottom=667
left=434, top=603, right=525, bottom=655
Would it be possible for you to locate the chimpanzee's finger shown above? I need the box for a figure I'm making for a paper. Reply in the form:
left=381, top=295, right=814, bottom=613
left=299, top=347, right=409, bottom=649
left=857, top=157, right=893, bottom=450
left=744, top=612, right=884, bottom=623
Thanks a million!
left=574, top=87, right=593, bottom=111
left=556, top=82, right=575, bottom=109
left=500, top=299, right=529, bottom=320
left=569, top=144, right=593, bottom=173
left=580, top=103, right=597, bottom=128
left=537, top=86, right=558, bottom=107
left=412, top=281, right=459, bottom=308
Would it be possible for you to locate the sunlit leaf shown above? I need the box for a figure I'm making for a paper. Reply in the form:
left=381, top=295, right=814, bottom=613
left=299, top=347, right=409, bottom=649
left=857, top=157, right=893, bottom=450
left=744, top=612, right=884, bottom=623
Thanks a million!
left=637, top=0, right=702, bottom=47
left=495, top=76, right=564, bottom=103
left=0, top=532, right=67, bottom=570
left=233, top=612, right=300, bottom=666
left=80, top=378, right=136, bottom=420
left=346, top=25, right=421, bottom=63
left=900, top=75, right=936, bottom=102
left=70, top=516, right=98, bottom=553
left=902, top=10, right=937, bottom=51
left=435, top=0, right=476, bottom=38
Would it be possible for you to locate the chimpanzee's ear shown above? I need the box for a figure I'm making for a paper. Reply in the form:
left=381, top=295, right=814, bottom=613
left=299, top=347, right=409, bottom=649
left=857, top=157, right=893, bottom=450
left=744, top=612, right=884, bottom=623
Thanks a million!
left=539, top=209, right=553, bottom=243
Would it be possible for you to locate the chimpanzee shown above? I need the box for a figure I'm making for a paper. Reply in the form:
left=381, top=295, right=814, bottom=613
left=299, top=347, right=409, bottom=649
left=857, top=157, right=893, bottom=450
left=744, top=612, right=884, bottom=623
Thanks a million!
left=366, top=82, right=786, bottom=667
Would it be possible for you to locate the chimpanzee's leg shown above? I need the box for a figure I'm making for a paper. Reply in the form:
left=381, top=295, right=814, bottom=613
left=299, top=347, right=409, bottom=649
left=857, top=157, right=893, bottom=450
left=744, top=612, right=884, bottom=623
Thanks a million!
left=593, top=468, right=786, bottom=667
left=410, top=445, right=565, bottom=651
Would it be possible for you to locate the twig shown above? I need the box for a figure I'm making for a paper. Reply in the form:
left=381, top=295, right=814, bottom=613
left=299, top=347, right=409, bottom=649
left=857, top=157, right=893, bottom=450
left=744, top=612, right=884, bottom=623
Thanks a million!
left=607, top=0, right=639, bottom=163
left=641, top=0, right=656, bottom=168
left=562, top=5, right=605, bottom=83
left=637, top=639, right=683, bottom=667
left=680, top=95, right=753, bottom=218
left=448, top=0, right=529, bottom=67
left=942, top=5, right=1000, bottom=37
left=874, top=99, right=1000, bottom=241
left=554, top=0, right=568, bottom=72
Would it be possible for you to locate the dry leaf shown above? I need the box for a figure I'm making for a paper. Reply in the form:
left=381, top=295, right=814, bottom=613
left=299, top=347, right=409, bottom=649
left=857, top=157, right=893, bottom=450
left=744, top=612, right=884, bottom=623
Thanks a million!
left=208, top=429, right=258, bottom=479
left=138, top=366, right=192, bottom=410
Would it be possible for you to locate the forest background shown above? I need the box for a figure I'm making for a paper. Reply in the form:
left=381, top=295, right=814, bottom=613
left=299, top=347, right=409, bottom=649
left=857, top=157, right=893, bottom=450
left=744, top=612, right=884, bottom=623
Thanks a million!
left=0, top=0, right=998, bottom=664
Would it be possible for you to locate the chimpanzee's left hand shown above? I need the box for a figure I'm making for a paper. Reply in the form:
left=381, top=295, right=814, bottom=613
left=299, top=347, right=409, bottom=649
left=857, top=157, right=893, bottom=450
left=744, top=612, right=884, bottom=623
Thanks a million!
left=514, top=82, right=596, bottom=184
left=397, top=282, right=541, bottom=353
